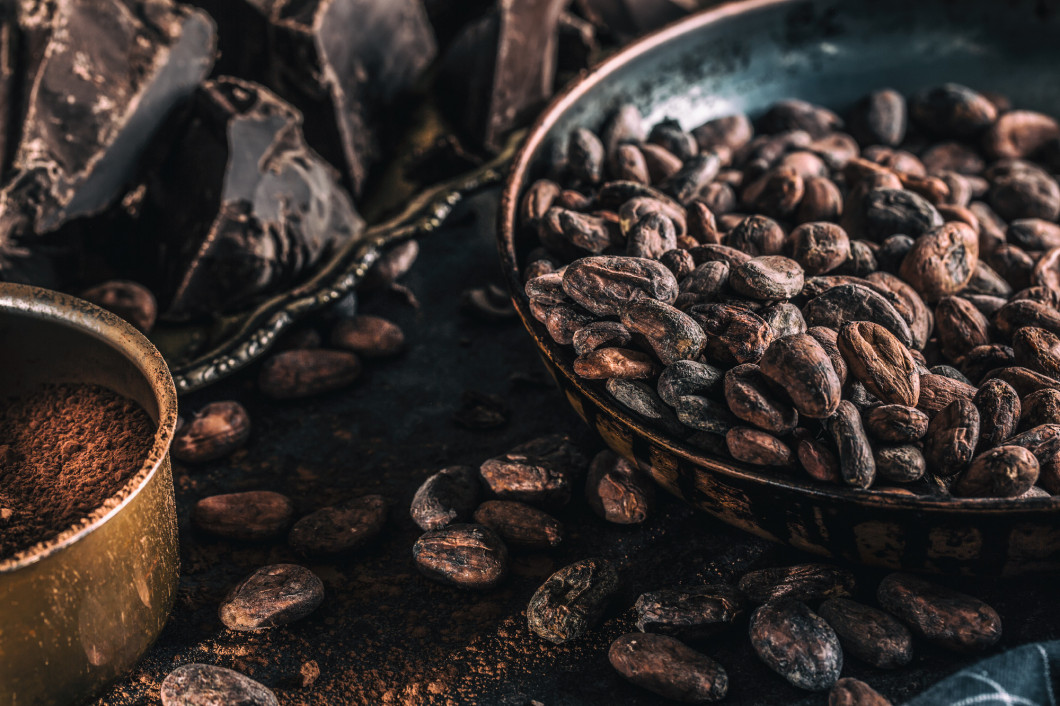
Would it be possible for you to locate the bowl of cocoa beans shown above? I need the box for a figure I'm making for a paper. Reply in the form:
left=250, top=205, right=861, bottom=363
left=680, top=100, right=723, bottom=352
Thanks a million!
left=498, top=0, right=1060, bottom=575
left=0, top=282, right=180, bottom=703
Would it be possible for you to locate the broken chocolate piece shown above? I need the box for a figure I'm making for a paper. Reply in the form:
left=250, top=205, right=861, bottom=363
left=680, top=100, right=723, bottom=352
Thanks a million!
left=0, top=0, right=216, bottom=244
left=438, top=0, right=568, bottom=152
left=241, top=0, right=437, bottom=195
left=144, top=77, right=366, bottom=319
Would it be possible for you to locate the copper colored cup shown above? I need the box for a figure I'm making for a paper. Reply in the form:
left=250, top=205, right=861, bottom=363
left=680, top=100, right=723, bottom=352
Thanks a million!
left=0, top=283, right=179, bottom=705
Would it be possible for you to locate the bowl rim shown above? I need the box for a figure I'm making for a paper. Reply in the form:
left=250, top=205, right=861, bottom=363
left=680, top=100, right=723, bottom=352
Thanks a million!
left=497, top=0, right=1060, bottom=514
left=0, top=282, right=180, bottom=573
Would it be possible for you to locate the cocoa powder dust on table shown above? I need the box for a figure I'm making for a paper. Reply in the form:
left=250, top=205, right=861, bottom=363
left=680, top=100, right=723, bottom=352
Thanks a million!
left=0, top=383, right=155, bottom=559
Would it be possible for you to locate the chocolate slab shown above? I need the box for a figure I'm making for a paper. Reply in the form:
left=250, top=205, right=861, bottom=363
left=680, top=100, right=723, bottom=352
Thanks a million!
left=0, top=0, right=216, bottom=244
left=145, top=77, right=365, bottom=319
left=233, top=0, right=437, bottom=196
left=438, top=0, right=569, bottom=152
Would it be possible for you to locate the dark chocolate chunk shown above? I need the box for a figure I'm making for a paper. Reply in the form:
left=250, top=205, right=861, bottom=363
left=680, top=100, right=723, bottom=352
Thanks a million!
left=144, top=78, right=366, bottom=318
left=0, top=0, right=216, bottom=245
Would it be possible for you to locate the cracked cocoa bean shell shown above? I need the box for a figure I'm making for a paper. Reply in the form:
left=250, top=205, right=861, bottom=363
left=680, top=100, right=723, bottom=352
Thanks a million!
left=410, top=465, right=481, bottom=531
left=877, top=573, right=1002, bottom=653
left=412, top=523, right=508, bottom=590
left=634, top=583, right=746, bottom=639
left=527, top=558, right=618, bottom=644
left=585, top=450, right=654, bottom=524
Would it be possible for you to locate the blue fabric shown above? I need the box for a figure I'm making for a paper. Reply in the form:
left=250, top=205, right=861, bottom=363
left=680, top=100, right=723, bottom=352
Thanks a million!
left=905, top=642, right=1060, bottom=706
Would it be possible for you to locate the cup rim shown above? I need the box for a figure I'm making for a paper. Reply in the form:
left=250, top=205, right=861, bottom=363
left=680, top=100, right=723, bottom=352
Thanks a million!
left=0, top=282, right=179, bottom=573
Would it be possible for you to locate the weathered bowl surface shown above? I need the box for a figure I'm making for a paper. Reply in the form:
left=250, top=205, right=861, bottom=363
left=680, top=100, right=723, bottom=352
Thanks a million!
left=498, top=0, right=1060, bottom=575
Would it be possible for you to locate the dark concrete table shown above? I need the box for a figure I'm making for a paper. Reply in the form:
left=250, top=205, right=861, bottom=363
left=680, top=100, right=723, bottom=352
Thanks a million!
left=96, top=191, right=1060, bottom=705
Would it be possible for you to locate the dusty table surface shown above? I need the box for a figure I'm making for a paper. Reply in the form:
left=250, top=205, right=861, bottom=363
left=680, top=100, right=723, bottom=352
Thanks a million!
left=97, top=191, right=1060, bottom=706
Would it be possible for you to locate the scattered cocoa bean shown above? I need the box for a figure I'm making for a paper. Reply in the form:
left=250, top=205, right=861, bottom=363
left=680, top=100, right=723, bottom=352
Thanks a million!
left=412, top=524, right=508, bottom=590
left=219, top=564, right=324, bottom=631
left=527, top=558, right=618, bottom=643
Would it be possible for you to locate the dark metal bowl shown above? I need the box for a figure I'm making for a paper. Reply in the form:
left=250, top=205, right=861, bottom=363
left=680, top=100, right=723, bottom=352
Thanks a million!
left=498, top=0, right=1060, bottom=576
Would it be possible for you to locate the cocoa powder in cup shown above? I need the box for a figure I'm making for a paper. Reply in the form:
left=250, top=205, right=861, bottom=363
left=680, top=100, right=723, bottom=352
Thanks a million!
left=0, top=383, right=154, bottom=559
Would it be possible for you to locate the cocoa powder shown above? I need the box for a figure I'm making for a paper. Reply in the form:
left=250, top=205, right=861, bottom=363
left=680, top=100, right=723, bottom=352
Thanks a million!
left=0, top=383, right=154, bottom=559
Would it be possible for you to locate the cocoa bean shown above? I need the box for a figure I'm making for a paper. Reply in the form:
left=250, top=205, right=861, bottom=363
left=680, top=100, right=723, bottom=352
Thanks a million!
left=877, top=573, right=1002, bottom=652
left=609, top=633, right=729, bottom=702
left=172, top=401, right=251, bottom=463
left=828, top=678, right=893, bottom=706
left=219, top=564, right=324, bottom=631
left=759, top=334, right=843, bottom=418
left=81, top=280, right=157, bottom=333
left=953, top=446, right=1039, bottom=498
left=410, top=465, right=481, bottom=531
left=527, top=558, right=618, bottom=643
left=738, top=563, right=855, bottom=604
left=726, top=427, right=793, bottom=467
left=585, top=450, right=654, bottom=524
left=864, top=405, right=929, bottom=442
left=472, top=500, right=563, bottom=549
left=258, top=350, right=361, bottom=399
left=724, top=363, right=798, bottom=434
left=330, top=315, right=404, bottom=358
left=192, top=491, right=293, bottom=540
left=161, top=664, right=277, bottom=706
left=826, top=400, right=876, bottom=488
left=288, top=495, right=388, bottom=557
left=838, top=321, right=919, bottom=406
left=818, top=597, right=913, bottom=669
left=749, top=599, right=843, bottom=691
left=634, top=583, right=746, bottom=638
left=973, top=379, right=1021, bottom=451
left=412, top=523, right=508, bottom=590
left=874, top=445, right=926, bottom=483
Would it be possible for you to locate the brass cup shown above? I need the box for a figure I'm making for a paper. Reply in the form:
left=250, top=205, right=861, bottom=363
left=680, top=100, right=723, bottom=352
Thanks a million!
left=0, top=283, right=179, bottom=705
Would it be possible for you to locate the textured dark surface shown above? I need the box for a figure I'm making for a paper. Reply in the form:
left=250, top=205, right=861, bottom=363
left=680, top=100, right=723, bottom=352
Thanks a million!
left=95, top=191, right=1060, bottom=705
